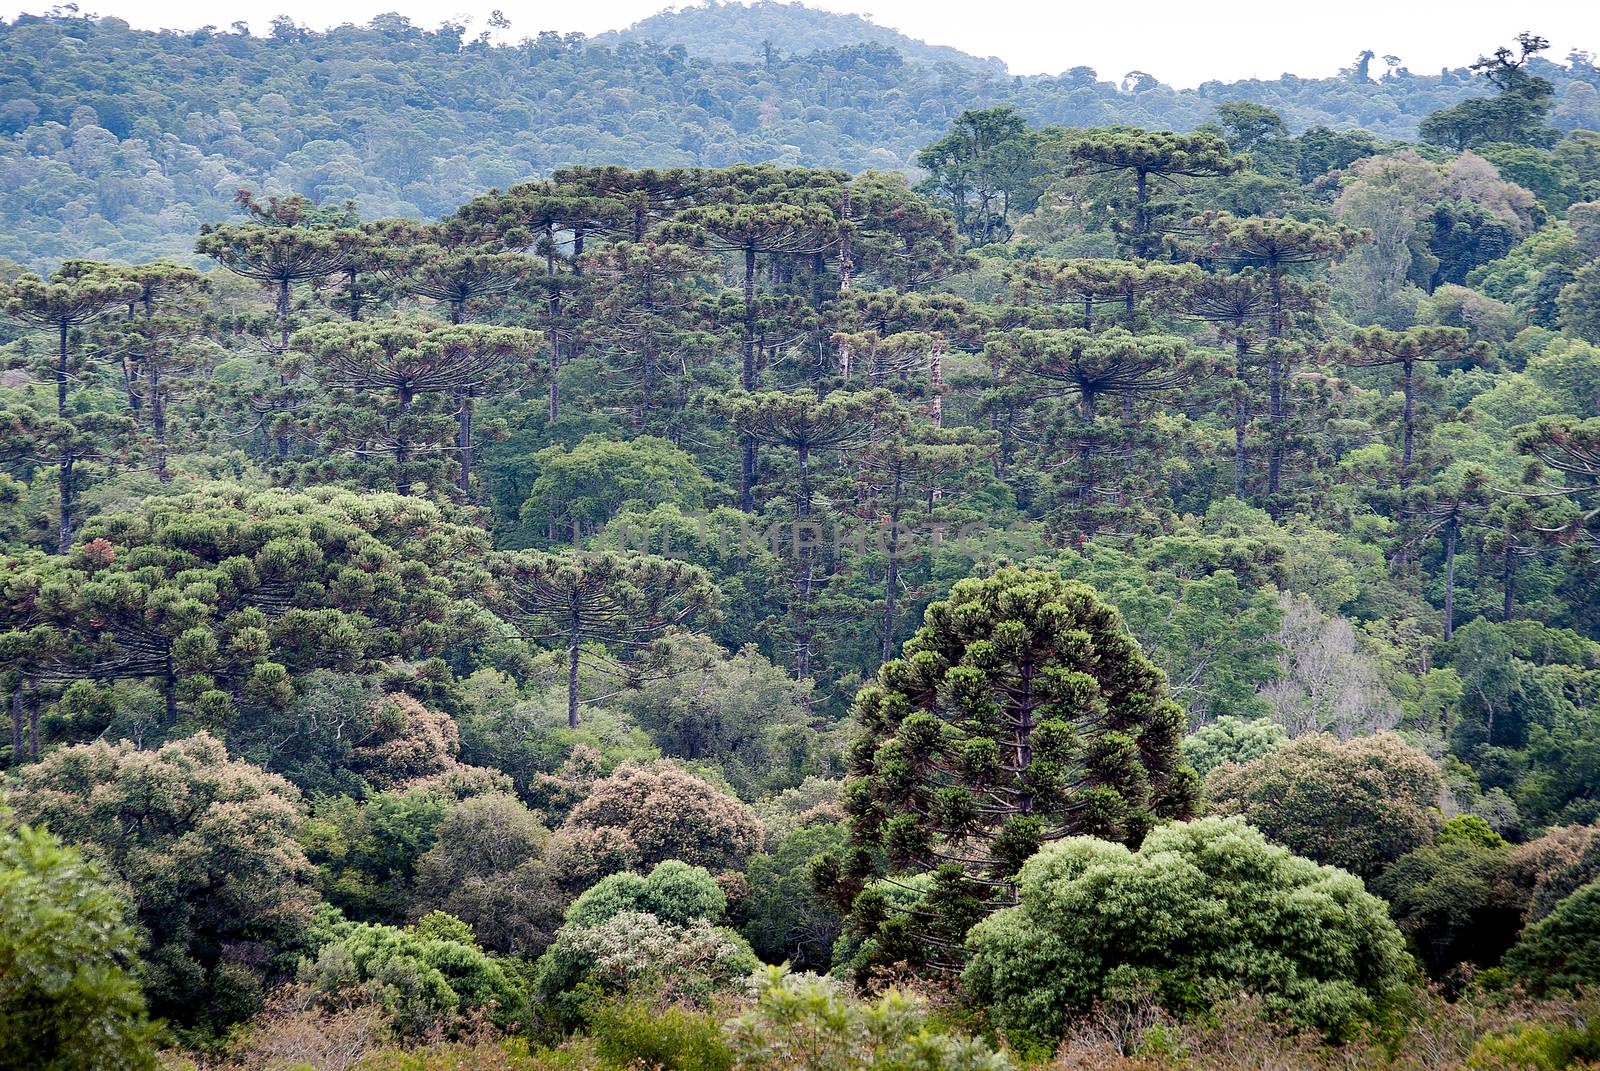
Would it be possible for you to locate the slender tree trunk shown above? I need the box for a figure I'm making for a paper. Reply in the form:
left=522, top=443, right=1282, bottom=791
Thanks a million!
left=881, top=468, right=903, bottom=662
left=566, top=615, right=582, bottom=730
left=10, top=679, right=22, bottom=767
left=1443, top=518, right=1458, bottom=642
left=152, top=366, right=170, bottom=482
left=58, top=457, right=74, bottom=555
left=395, top=384, right=414, bottom=494
left=1233, top=336, right=1249, bottom=499
left=275, top=276, right=292, bottom=459
left=1134, top=169, right=1150, bottom=256
left=547, top=240, right=562, bottom=423
left=929, top=342, right=944, bottom=427
left=1400, top=357, right=1416, bottom=489
left=28, top=699, right=38, bottom=760
left=741, top=244, right=758, bottom=512
left=1502, top=545, right=1516, bottom=622
left=837, top=186, right=853, bottom=378
left=1266, top=267, right=1285, bottom=505
left=57, top=321, right=69, bottom=416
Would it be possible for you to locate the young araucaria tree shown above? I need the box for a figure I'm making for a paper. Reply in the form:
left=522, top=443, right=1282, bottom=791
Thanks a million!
left=1336, top=326, right=1482, bottom=488
left=293, top=321, right=542, bottom=495
left=487, top=550, right=720, bottom=729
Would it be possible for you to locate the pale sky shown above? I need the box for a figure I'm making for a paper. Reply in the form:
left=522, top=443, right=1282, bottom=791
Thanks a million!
left=15, top=0, right=1600, bottom=88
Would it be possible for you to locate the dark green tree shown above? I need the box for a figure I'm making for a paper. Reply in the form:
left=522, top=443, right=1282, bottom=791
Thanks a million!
left=817, top=568, right=1197, bottom=973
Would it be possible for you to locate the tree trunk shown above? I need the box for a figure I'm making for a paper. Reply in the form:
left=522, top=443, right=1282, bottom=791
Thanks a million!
left=547, top=245, right=562, bottom=423
left=10, top=679, right=22, bottom=767
left=929, top=342, right=944, bottom=427
left=566, top=617, right=582, bottom=730
left=56, top=321, right=69, bottom=416
left=1443, top=518, right=1458, bottom=642
left=1266, top=268, right=1285, bottom=505
left=1502, top=544, right=1516, bottom=622
left=152, top=366, right=170, bottom=482
left=837, top=187, right=853, bottom=378
left=58, top=457, right=74, bottom=555
left=1233, top=337, right=1249, bottom=499
left=457, top=388, right=475, bottom=493
left=395, top=384, right=414, bottom=494
left=881, top=469, right=903, bottom=662
left=1400, top=357, right=1416, bottom=489
left=741, top=244, right=758, bottom=512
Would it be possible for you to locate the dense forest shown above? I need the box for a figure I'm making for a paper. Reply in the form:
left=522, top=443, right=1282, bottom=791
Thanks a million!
left=4, top=9, right=1600, bottom=1071
left=4, top=3, right=1600, bottom=264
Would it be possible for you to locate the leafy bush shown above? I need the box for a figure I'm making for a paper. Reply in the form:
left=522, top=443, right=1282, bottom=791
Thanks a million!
left=1204, top=732, right=1443, bottom=878
left=1182, top=715, right=1288, bottom=776
left=1373, top=841, right=1522, bottom=976
left=302, top=916, right=529, bottom=1039
left=963, top=817, right=1411, bottom=1045
left=565, top=860, right=727, bottom=929
left=533, top=911, right=758, bottom=1029
left=743, top=823, right=847, bottom=970
left=0, top=811, right=159, bottom=1071
left=725, top=967, right=1011, bottom=1071
left=559, top=760, right=763, bottom=878
left=1503, top=881, right=1600, bottom=995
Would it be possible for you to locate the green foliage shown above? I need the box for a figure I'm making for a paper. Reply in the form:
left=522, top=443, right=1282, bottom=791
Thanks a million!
left=565, top=860, right=727, bottom=930
left=0, top=809, right=160, bottom=1071
left=303, top=915, right=530, bottom=1039
left=1205, top=732, right=1444, bottom=878
left=963, top=817, right=1412, bottom=1045
left=533, top=910, right=759, bottom=1029
left=726, top=967, right=1012, bottom=1071
left=1503, top=880, right=1600, bottom=996
left=587, top=999, right=732, bottom=1071
left=1182, top=716, right=1289, bottom=776
left=743, top=822, right=848, bottom=970
left=831, top=567, right=1197, bottom=973
left=1374, top=840, right=1522, bottom=976
left=10, top=733, right=316, bottom=1035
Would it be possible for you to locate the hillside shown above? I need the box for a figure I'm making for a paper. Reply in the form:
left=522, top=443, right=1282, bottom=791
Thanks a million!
left=596, top=0, right=1008, bottom=73
left=0, top=5, right=1597, bottom=266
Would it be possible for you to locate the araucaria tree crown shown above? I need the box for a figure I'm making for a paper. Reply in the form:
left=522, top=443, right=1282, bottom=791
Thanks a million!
left=818, top=567, right=1197, bottom=974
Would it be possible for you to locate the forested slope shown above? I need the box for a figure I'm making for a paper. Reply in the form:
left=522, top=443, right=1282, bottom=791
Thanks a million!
left=3, top=6, right=1599, bottom=266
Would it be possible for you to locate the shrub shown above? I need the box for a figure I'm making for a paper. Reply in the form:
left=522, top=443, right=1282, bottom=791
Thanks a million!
left=11, top=732, right=317, bottom=1033
left=565, top=860, right=726, bottom=929
left=742, top=823, right=847, bottom=971
left=303, top=917, right=529, bottom=1039
left=1373, top=841, right=1522, bottom=976
left=725, top=967, right=1011, bottom=1071
left=533, top=911, right=758, bottom=1029
left=1503, top=880, right=1600, bottom=995
left=1182, top=715, right=1288, bottom=776
left=1204, top=731, right=1443, bottom=878
left=560, top=760, right=763, bottom=876
left=587, top=1000, right=731, bottom=1071
left=0, top=811, right=159, bottom=1071
left=963, top=817, right=1411, bottom=1045
left=412, top=793, right=566, bottom=957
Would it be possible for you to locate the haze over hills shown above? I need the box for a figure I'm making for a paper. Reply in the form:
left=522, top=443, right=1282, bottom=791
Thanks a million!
left=595, top=0, right=1008, bottom=74
left=0, top=0, right=1596, bottom=265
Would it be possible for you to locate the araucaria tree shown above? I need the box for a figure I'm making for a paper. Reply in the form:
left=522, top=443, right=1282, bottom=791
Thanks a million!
left=1198, top=213, right=1368, bottom=504
left=1337, top=326, right=1482, bottom=488
left=487, top=550, right=720, bottom=729
left=817, top=568, right=1197, bottom=974
left=1063, top=130, right=1242, bottom=256
left=292, top=320, right=542, bottom=494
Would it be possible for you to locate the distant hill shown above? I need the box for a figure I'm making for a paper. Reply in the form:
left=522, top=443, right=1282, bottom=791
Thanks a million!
left=0, top=4, right=1596, bottom=266
left=596, top=0, right=1007, bottom=74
